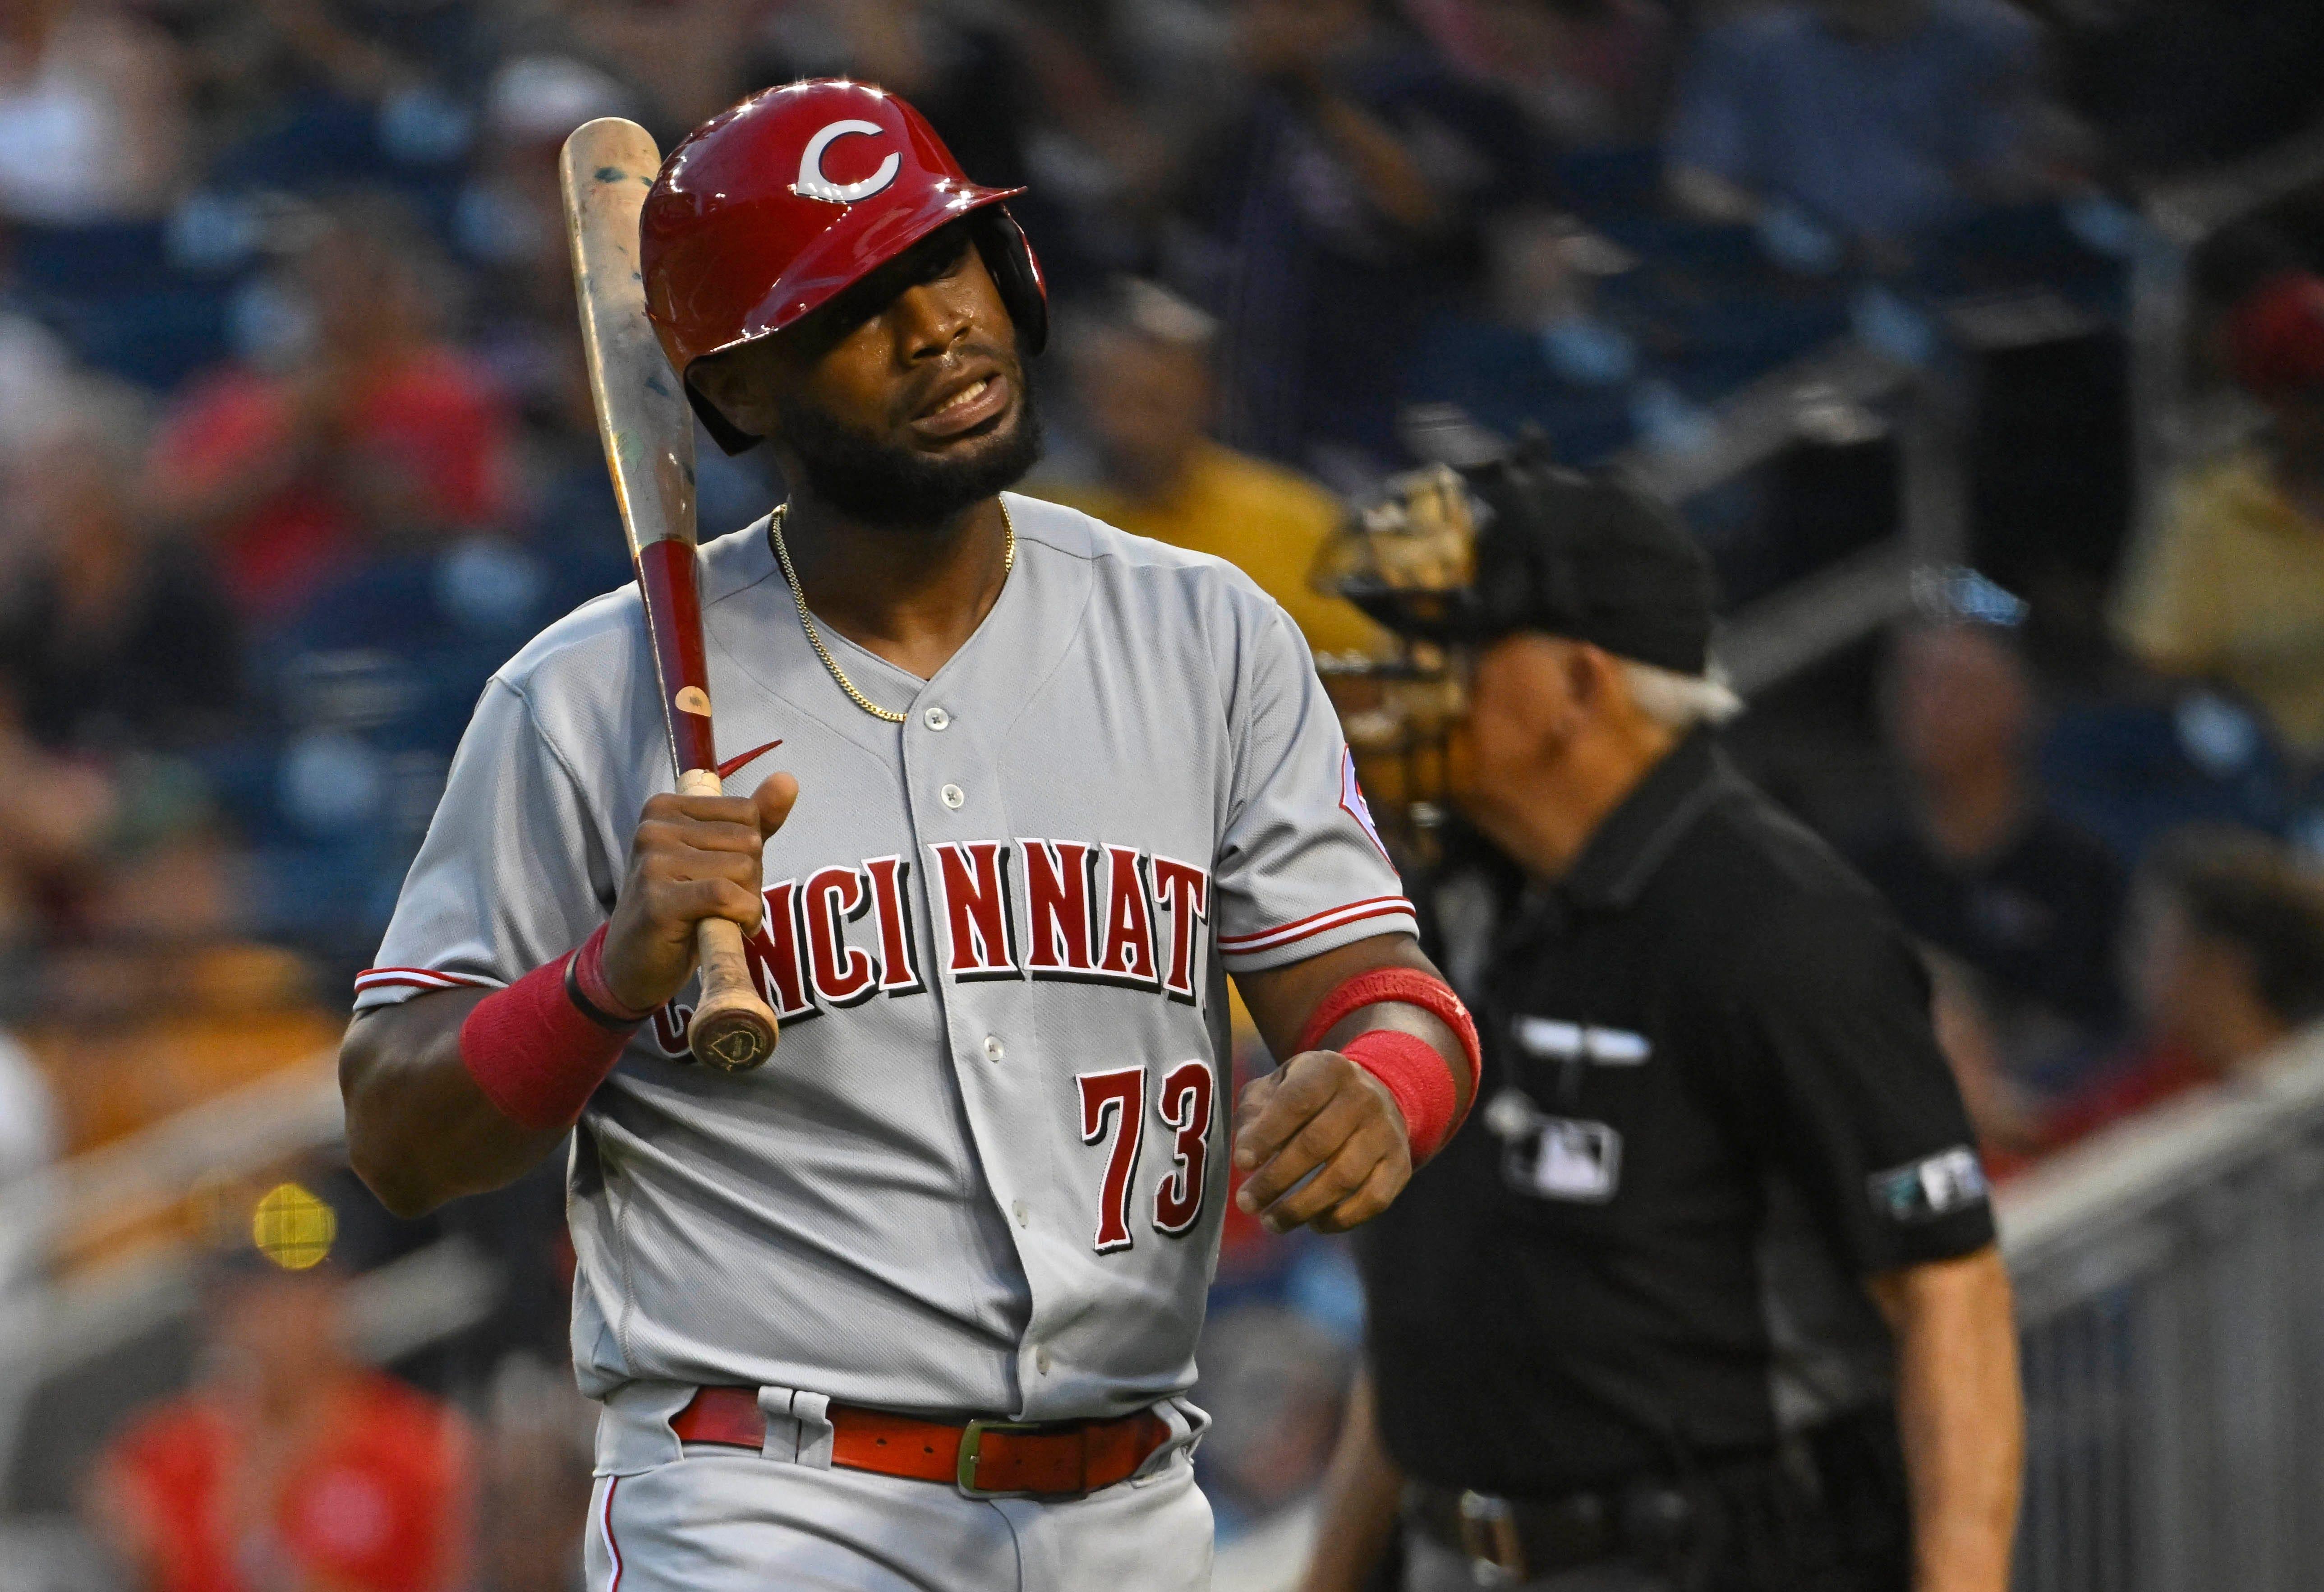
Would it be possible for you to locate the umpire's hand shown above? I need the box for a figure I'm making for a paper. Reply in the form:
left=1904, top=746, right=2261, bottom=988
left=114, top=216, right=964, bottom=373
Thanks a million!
left=602, top=773, right=799, bottom=1014
left=1233, top=1054, right=1413, bottom=1235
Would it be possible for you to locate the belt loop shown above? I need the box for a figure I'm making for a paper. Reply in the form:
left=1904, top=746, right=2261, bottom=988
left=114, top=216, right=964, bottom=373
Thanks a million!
left=757, top=1386, right=835, bottom=1468
left=1458, top=1490, right=1527, bottom=1583
left=603, top=1380, right=692, bottom=1473
left=1131, top=1398, right=1206, bottom=1485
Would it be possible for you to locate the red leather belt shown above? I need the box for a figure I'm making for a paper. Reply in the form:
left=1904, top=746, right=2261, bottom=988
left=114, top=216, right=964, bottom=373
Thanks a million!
left=670, top=1385, right=1174, bottom=1498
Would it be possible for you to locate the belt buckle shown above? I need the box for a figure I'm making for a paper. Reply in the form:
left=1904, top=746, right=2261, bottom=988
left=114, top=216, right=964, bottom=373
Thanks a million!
left=1457, top=1490, right=1527, bottom=1585
left=955, top=1417, right=1053, bottom=1498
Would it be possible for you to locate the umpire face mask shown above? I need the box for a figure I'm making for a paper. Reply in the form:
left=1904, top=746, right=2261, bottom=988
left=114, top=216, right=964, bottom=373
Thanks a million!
left=1312, top=451, right=1720, bottom=863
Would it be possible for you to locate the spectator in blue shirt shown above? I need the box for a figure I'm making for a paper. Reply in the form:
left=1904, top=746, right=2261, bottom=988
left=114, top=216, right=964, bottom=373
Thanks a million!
left=1666, top=0, right=2043, bottom=248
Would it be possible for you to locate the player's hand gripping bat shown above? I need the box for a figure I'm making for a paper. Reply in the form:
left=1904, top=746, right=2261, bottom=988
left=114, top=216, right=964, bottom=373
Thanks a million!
left=560, top=117, right=778, bottom=1073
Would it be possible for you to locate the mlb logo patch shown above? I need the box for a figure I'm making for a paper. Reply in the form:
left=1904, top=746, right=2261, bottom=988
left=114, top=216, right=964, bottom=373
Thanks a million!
left=1867, top=1146, right=1989, bottom=1225
left=1340, top=746, right=1391, bottom=863
left=1509, top=1118, right=1624, bottom=1203
left=1484, top=1088, right=1624, bottom=1203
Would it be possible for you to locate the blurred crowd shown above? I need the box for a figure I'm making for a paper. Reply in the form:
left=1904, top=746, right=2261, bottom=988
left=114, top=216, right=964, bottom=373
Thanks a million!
left=1, top=0, right=2323, bottom=1584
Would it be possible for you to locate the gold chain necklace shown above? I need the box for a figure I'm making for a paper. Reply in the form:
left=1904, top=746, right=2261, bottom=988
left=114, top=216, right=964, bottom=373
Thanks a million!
left=767, top=501, right=1015, bottom=724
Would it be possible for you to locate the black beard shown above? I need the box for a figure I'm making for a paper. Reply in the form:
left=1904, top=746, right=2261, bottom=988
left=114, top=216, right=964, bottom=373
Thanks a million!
left=777, top=381, right=1043, bottom=530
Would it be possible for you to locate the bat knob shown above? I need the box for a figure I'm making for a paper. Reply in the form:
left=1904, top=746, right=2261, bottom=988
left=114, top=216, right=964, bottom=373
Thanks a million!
left=690, top=997, right=778, bottom=1072
left=683, top=855, right=780, bottom=1072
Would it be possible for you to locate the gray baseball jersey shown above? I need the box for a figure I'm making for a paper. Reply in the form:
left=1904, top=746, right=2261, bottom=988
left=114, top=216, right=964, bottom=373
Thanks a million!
left=356, top=493, right=1413, bottom=1422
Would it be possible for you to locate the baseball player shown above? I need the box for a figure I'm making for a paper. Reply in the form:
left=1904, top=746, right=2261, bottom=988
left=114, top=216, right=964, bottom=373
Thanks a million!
left=339, top=80, right=1480, bottom=1591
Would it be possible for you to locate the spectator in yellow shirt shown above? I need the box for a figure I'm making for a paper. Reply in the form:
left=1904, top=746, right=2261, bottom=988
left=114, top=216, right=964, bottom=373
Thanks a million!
left=2116, top=272, right=2324, bottom=762
left=1032, top=280, right=1389, bottom=661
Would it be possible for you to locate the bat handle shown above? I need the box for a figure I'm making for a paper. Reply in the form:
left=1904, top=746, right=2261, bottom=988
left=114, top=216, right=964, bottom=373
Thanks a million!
left=676, top=767, right=780, bottom=1072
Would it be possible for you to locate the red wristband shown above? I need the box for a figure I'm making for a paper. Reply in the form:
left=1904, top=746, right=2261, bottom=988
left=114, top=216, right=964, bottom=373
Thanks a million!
left=1341, top=1029, right=1460, bottom=1162
left=1295, top=965, right=1482, bottom=1128
left=459, top=947, right=637, bottom=1132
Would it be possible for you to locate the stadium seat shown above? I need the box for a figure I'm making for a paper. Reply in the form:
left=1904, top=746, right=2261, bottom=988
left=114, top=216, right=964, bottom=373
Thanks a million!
left=2040, top=688, right=2292, bottom=865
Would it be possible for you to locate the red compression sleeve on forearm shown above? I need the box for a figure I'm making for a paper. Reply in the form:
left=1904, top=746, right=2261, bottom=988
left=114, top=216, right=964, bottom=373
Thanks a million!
left=458, top=934, right=637, bottom=1131
left=1340, top=1029, right=1460, bottom=1163
left=1296, top=967, right=1482, bottom=1092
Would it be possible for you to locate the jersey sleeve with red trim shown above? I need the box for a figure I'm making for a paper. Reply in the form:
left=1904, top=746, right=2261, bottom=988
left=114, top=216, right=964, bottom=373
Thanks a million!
left=1213, top=605, right=1416, bottom=973
left=354, top=678, right=615, bottom=1011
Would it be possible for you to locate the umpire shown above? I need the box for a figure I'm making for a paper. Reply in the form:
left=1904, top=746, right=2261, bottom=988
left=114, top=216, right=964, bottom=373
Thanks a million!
left=1300, top=458, right=2022, bottom=1592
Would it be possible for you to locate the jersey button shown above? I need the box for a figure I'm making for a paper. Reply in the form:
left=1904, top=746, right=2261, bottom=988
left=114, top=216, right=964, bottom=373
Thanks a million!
left=983, top=1035, right=1005, bottom=1062
left=940, top=783, right=966, bottom=809
left=923, top=706, right=950, bottom=731
left=1034, top=1346, right=1052, bottom=1375
left=1012, top=1199, right=1029, bottom=1227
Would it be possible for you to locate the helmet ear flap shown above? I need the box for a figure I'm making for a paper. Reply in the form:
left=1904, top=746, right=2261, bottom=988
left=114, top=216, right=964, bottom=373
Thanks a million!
left=973, top=207, right=1048, bottom=358
left=684, top=368, right=767, bottom=457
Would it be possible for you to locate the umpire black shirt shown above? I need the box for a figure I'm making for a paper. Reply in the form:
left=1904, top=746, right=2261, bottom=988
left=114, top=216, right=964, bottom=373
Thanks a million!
left=1357, top=731, right=1995, bottom=1497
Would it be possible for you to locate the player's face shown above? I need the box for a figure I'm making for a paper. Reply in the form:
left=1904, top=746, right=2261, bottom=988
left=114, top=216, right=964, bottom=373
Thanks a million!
left=702, top=225, right=1040, bottom=528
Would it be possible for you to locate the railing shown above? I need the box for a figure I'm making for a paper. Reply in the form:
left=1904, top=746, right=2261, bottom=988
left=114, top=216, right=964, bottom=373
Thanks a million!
left=0, top=1053, right=500, bottom=1517
left=0, top=1055, right=342, bottom=1274
left=1999, top=1025, right=2324, bottom=1592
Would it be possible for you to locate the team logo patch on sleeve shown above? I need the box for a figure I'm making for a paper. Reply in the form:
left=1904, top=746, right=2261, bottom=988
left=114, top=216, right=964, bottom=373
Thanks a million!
left=1340, top=747, right=1391, bottom=863
left=1868, top=1147, right=1990, bottom=1226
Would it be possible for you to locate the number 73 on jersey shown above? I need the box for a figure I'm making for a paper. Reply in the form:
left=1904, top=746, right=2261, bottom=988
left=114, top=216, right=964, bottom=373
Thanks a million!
left=1077, top=1062, right=1215, bottom=1253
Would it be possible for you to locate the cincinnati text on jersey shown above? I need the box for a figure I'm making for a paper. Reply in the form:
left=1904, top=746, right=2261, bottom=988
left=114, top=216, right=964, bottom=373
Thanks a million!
left=644, top=838, right=1213, bottom=1056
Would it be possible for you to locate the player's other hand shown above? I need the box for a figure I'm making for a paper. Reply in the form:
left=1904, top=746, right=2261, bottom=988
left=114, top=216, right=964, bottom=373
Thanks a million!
left=602, top=772, right=798, bottom=1014
left=1231, top=1052, right=1412, bottom=1236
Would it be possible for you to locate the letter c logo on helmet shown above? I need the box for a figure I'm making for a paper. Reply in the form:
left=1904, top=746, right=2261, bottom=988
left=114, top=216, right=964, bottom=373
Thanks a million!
left=792, top=120, right=902, bottom=205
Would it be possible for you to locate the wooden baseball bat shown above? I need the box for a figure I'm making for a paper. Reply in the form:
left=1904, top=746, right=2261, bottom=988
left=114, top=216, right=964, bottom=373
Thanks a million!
left=559, top=117, right=778, bottom=1074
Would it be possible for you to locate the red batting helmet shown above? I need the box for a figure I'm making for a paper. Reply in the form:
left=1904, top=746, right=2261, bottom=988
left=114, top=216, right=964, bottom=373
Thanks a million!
left=640, top=78, right=1048, bottom=454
